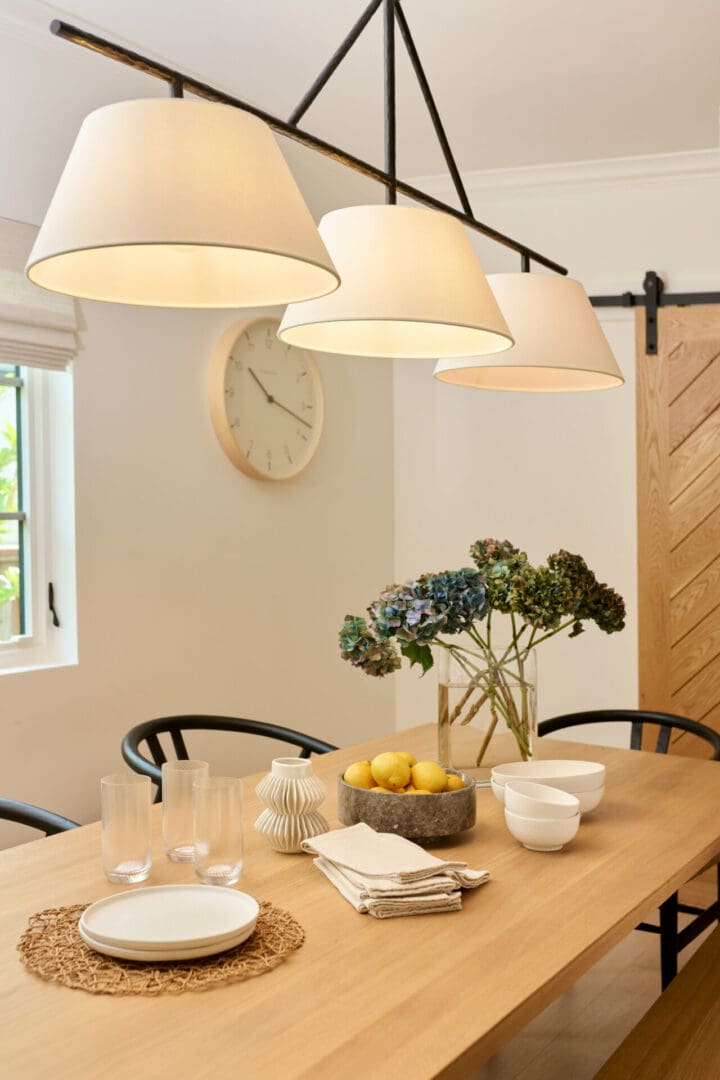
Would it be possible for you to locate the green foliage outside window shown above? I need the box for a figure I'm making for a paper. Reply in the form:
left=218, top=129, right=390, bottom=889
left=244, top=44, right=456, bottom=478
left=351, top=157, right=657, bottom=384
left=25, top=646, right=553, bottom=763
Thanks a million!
left=0, top=380, right=21, bottom=618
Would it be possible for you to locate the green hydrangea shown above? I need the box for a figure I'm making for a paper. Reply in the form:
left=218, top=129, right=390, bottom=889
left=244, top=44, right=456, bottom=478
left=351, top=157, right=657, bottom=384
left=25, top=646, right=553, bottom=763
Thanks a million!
left=339, top=615, right=401, bottom=677
left=547, top=550, right=626, bottom=636
left=470, top=539, right=528, bottom=612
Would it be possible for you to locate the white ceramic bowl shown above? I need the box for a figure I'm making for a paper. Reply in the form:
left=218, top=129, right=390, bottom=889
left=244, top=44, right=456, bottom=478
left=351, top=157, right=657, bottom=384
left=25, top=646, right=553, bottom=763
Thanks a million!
left=504, top=808, right=580, bottom=852
left=492, top=776, right=604, bottom=814
left=572, top=785, right=605, bottom=814
left=491, top=778, right=506, bottom=805
left=504, top=780, right=580, bottom=820
left=491, top=759, right=606, bottom=794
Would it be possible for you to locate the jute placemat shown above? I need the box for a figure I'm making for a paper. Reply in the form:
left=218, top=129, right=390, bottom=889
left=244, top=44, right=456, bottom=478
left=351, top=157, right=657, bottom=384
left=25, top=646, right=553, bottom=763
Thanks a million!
left=17, top=900, right=304, bottom=996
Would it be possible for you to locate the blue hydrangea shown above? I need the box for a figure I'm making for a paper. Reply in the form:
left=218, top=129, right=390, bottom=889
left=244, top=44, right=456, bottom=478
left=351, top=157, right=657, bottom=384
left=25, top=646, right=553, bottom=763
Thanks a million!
left=371, top=568, right=487, bottom=643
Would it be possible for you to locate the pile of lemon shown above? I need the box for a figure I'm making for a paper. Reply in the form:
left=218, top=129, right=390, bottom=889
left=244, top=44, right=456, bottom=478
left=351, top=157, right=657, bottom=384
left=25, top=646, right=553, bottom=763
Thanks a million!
left=343, top=751, right=465, bottom=794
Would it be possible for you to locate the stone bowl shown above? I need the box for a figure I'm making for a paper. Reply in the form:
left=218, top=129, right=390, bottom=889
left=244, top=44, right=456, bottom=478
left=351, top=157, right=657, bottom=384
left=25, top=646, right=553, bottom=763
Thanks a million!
left=337, top=770, right=476, bottom=843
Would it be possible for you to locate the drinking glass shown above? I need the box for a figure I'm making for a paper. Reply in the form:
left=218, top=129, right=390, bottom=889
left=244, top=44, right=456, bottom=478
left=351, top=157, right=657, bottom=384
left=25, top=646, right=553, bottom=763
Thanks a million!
left=162, top=760, right=209, bottom=862
left=193, top=776, right=243, bottom=886
left=101, top=773, right=151, bottom=884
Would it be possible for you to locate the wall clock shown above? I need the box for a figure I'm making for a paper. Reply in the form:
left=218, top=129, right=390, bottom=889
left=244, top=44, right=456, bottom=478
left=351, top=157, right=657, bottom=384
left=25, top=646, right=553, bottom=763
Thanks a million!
left=209, top=316, right=324, bottom=481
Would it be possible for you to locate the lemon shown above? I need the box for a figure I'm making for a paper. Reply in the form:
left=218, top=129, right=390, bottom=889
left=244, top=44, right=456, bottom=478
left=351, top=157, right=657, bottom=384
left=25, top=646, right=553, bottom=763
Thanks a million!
left=404, top=785, right=417, bottom=794
left=445, top=774, right=465, bottom=792
left=370, top=785, right=394, bottom=793
left=396, top=751, right=417, bottom=767
left=409, top=788, right=433, bottom=795
left=410, top=761, right=447, bottom=793
left=343, top=760, right=374, bottom=789
left=371, top=752, right=411, bottom=791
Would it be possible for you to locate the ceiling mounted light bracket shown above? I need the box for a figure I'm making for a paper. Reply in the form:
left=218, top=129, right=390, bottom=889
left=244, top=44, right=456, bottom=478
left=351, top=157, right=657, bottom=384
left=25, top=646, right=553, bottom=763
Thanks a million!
left=46, top=10, right=568, bottom=277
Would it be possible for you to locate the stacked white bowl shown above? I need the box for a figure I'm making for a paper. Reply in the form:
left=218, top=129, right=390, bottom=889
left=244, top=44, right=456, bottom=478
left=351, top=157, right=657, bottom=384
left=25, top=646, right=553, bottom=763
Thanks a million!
left=491, top=760, right=606, bottom=852
left=491, top=760, right=606, bottom=813
left=501, top=780, right=580, bottom=851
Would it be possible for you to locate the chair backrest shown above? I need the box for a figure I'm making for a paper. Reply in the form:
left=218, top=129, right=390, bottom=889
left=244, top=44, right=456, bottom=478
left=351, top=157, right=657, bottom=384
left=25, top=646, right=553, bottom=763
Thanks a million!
left=538, top=709, right=720, bottom=760
left=122, top=715, right=338, bottom=800
left=0, top=798, right=79, bottom=837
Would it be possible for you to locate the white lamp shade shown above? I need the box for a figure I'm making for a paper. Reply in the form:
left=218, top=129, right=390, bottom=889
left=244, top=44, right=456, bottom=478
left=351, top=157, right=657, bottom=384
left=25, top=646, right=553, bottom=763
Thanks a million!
left=278, top=204, right=513, bottom=358
left=433, top=273, right=624, bottom=391
left=26, top=99, right=339, bottom=308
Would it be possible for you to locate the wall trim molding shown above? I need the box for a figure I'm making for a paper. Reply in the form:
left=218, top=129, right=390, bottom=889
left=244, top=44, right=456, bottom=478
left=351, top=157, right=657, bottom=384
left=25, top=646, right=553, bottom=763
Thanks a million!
left=411, top=148, right=720, bottom=202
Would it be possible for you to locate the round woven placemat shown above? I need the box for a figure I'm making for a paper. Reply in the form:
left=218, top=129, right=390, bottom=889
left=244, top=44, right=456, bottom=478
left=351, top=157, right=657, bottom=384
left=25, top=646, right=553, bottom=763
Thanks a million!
left=17, top=900, right=304, bottom=996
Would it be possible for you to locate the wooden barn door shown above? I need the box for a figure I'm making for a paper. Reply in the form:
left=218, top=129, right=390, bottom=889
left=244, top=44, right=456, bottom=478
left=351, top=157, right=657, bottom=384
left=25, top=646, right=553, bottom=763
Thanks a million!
left=638, top=304, right=720, bottom=755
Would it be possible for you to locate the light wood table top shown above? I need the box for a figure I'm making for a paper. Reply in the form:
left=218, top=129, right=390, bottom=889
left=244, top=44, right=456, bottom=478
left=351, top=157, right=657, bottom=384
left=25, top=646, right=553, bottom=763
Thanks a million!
left=2, top=726, right=720, bottom=1080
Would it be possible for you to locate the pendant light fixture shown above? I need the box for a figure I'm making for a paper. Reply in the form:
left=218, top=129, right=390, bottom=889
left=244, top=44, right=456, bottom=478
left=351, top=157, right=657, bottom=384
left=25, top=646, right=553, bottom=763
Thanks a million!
left=36, top=6, right=622, bottom=393
left=433, top=273, right=624, bottom=391
left=38, top=7, right=568, bottom=314
left=26, top=98, right=339, bottom=308
left=278, top=204, right=513, bottom=358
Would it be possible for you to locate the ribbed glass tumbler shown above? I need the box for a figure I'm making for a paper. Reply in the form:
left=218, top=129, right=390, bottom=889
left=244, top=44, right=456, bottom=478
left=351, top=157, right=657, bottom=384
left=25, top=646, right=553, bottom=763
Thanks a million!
left=101, top=773, right=151, bottom=884
left=162, top=759, right=209, bottom=862
left=193, top=776, right=243, bottom=886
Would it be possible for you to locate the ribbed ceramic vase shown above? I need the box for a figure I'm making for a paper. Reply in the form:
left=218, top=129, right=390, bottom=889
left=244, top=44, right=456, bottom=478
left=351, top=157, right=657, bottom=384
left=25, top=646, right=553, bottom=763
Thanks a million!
left=254, top=757, right=328, bottom=853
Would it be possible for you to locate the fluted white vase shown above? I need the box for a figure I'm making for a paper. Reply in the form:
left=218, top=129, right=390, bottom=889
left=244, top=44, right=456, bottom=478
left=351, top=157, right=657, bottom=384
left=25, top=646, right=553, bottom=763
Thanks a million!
left=254, top=757, right=328, bottom=853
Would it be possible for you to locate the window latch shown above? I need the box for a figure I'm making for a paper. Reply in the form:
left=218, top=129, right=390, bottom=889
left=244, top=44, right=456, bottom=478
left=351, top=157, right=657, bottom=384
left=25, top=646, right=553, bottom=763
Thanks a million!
left=48, top=582, right=60, bottom=628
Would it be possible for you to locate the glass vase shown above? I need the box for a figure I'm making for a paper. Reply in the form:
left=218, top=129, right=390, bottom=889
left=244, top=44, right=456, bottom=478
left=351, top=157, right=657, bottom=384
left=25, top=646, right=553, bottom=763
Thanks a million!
left=437, top=646, right=537, bottom=786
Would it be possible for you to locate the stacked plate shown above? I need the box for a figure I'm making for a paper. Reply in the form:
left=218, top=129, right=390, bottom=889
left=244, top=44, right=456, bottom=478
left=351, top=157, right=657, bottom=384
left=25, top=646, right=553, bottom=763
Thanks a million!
left=79, top=885, right=259, bottom=961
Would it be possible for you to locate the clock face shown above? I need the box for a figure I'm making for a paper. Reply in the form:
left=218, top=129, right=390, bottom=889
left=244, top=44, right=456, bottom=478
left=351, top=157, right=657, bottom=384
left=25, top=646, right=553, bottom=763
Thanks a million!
left=209, top=317, right=324, bottom=481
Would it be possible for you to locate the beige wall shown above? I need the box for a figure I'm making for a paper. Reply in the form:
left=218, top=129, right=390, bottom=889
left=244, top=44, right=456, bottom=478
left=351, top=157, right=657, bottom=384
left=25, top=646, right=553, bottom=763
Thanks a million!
left=0, top=280, right=395, bottom=843
left=392, top=152, right=720, bottom=745
left=0, top=23, right=393, bottom=845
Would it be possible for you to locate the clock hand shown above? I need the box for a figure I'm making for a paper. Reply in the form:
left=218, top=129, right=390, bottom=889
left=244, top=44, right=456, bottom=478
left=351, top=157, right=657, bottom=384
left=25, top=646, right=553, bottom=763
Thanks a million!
left=248, top=365, right=312, bottom=429
left=247, top=366, right=274, bottom=403
left=271, top=398, right=313, bottom=430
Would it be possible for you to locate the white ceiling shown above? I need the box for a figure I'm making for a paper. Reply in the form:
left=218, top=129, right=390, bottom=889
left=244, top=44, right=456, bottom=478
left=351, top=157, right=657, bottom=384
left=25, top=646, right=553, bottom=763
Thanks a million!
left=6, top=0, right=720, bottom=180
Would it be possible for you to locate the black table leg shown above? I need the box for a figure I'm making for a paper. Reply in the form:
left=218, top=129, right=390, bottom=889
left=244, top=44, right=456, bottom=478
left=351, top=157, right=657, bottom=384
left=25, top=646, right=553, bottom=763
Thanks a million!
left=660, top=892, right=679, bottom=990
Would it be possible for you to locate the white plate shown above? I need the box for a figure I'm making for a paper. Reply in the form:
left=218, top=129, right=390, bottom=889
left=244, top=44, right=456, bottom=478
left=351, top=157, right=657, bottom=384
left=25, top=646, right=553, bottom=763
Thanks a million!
left=78, top=920, right=256, bottom=962
left=80, top=885, right=259, bottom=950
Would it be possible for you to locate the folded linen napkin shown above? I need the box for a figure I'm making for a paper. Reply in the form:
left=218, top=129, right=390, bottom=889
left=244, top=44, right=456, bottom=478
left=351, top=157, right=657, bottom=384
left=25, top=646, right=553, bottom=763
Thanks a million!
left=302, top=823, right=489, bottom=918
left=301, top=822, right=489, bottom=888
left=314, top=857, right=462, bottom=918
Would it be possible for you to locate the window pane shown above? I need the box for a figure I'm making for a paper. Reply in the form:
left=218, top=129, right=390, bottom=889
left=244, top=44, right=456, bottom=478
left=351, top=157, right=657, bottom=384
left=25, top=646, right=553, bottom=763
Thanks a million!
left=0, top=517, right=20, bottom=641
left=0, top=375, right=18, bottom=513
left=0, top=365, right=25, bottom=641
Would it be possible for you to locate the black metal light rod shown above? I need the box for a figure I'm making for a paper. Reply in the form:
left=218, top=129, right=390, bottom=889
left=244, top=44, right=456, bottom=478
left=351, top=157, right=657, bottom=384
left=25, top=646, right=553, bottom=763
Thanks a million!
left=384, top=0, right=397, bottom=204
left=590, top=291, right=720, bottom=308
left=394, top=1, right=473, bottom=218
left=589, top=293, right=637, bottom=308
left=49, top=18, right=569, bottom=276
left=288, top=0, right=383, bottom=125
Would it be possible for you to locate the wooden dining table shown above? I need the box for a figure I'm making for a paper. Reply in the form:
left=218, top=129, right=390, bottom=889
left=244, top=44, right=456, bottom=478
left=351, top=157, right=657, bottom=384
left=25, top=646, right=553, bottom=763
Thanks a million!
left=3, top=724, right=720, bottom=1080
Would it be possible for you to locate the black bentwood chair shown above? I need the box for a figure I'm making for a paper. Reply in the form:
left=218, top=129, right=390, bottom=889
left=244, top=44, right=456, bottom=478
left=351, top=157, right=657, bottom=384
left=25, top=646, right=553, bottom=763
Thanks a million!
left=538, top=709, right=720, bottom=989
left=122, top=715, right=338, bottom=802
left=0, top=798, right=79, bottom=837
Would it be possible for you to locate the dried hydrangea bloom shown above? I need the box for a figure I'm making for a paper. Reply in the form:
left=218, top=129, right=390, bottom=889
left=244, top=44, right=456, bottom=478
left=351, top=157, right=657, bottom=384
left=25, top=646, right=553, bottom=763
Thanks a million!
left=547, top=550, right=626, bottom=635
left=339, top=615, right=401, bottom=677
left=469, top=538, right=528, bottom=613
left=370, top=569, right=486, bottom=643
left=339, top=538, right=625, bottom=681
